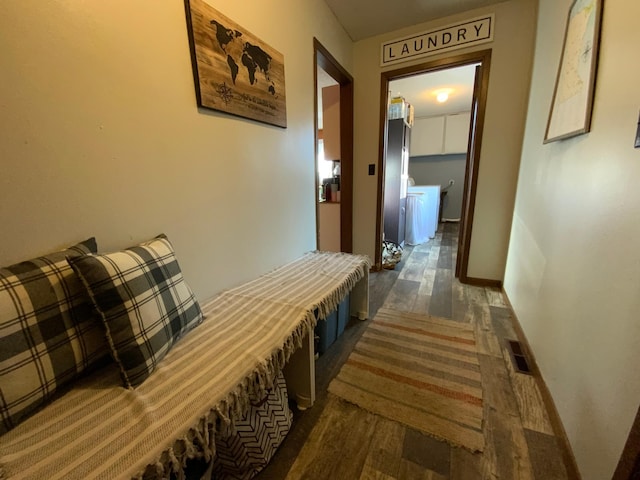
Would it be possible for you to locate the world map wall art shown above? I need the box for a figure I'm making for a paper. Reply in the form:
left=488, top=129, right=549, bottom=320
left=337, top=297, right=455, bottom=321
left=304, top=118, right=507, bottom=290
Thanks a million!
left=184, top=0, right=287, bottom=128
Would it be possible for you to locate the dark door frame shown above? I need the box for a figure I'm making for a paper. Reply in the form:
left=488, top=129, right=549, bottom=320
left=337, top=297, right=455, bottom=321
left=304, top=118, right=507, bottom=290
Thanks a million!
left=613, top=402, right=640, bottom=479
left=314, top=38, right=354, bottom=252
left=374, top=49, right=491, bottom=282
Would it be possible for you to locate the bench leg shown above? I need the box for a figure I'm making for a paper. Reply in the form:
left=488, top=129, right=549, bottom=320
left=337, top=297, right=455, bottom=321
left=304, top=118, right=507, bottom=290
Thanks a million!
left=282, top=328, right=315, bottom=410
left=350, top=269, right=370, bottom=320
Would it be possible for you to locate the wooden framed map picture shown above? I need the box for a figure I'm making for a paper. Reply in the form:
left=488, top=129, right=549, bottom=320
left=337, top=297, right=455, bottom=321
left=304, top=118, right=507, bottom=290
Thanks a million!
left=544, top=0, right=602, bottom=143
left=184, top=0, right=287, bottom=128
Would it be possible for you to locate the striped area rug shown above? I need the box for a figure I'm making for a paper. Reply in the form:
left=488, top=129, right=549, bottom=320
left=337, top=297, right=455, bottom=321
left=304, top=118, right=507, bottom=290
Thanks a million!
left=328, top=307, right=484, bottom=452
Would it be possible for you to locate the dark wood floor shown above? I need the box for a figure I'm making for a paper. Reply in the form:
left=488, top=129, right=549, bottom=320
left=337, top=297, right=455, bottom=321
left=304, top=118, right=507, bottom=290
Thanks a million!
left=257, top=223, right=570, bottom=480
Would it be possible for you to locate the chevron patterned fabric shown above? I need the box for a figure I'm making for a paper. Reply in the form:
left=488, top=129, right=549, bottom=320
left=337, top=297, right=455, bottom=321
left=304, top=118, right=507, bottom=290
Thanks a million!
left=213, top=371, right=292, bottom=479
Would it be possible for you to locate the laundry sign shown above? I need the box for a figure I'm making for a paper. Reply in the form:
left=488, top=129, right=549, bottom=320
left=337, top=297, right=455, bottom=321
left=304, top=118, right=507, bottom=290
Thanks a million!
left=381, top=15, right=494, bottom=66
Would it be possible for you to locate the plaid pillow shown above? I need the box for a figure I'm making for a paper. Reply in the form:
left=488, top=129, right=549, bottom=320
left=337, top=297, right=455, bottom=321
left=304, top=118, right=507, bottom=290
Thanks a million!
left=0, top=238, right=109, bottom=434
left=69, top=234, right=203, bottom=388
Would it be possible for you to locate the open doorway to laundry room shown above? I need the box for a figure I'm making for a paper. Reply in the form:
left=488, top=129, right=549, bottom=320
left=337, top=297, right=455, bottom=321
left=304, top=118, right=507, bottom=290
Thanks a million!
left=375, top=50, right=491, bottom=283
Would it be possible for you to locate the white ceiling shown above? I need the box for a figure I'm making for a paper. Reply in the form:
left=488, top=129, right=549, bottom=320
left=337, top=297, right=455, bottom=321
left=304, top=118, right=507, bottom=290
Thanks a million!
left=390, top=64, right=477, bottom=118
left=318, top=64, right=476, bottom=122
left=318, top=67, right=338, bottom=90
left=324, top=0, right=508, bottom=41
left=318, top=2, right=491, bottom=123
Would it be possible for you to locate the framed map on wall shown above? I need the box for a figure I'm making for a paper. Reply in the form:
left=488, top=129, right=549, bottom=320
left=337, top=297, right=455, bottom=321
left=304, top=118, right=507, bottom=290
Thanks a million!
left=544, top=0, right=602, bottom=143
left=184, top=0, right=287, bottom=128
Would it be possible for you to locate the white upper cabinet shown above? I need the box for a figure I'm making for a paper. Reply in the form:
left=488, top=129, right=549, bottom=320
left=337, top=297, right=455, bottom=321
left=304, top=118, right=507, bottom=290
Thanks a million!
left=409, top=116, right=444, bottom=157
left=443, top=112, right=471, bottom=154
left=410, top=112, right=471, bottom=156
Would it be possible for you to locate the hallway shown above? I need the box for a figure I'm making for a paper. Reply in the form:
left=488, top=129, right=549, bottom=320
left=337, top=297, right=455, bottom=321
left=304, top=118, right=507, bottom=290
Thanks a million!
left=258, top=223, right=572, bottom=479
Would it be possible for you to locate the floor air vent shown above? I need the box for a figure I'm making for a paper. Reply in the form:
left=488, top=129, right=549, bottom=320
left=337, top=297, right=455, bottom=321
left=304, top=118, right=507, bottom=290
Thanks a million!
left=507, top=340, right=532, bottom=375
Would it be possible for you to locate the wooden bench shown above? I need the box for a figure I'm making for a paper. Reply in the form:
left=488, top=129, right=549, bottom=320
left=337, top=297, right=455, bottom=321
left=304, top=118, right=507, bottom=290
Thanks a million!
left=0, top=251, right=370, bottom=479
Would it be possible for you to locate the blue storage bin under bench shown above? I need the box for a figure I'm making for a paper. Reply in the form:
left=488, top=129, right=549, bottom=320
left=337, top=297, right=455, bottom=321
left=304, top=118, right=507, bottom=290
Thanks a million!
left=315, top=293, right=351, bottom=355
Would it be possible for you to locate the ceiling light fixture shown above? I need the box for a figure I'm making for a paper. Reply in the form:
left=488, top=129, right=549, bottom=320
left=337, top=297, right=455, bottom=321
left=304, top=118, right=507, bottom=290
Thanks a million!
left=434, top=88, right=453, bottom=104
left=436, top=91, right=449, bottom=103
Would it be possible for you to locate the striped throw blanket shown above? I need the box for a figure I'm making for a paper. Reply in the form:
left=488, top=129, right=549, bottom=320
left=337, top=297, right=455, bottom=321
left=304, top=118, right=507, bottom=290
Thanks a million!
left=0, top=251, right=370, bottom=480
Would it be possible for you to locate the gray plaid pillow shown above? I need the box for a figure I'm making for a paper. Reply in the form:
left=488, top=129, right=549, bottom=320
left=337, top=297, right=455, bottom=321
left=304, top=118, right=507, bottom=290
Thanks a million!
left=0, top=238, right=109, bottom=434
left=69, top=234, right=203, bottom=388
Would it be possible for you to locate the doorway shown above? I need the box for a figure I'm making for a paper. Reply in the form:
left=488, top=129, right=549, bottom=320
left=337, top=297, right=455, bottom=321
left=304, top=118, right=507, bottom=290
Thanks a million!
left=375, top=50, right=491, bottom=282
left=314, top=39, right=354, bottom=253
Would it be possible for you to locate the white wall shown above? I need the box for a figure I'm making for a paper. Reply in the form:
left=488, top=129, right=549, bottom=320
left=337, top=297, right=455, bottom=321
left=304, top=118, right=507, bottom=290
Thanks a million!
left=504, top=0, right=640, bottom=478
left=0, top=0, right=352, bottom=301
left=352, top=0, right=537, bottom=280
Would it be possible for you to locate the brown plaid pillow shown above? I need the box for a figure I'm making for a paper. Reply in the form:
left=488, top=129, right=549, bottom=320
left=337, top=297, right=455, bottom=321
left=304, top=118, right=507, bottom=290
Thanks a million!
left=69, top=234, right=203, bottom=388
left=0, top=238, right=109, bottom=434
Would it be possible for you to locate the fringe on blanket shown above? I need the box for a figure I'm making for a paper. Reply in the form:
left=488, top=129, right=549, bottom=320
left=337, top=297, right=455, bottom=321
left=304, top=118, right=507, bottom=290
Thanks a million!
left=134, top=252, right=371, bottom=480
left=307, top=252, right=371, bottom=324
